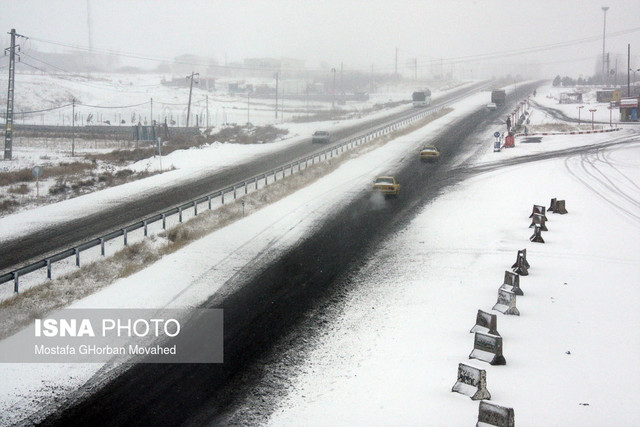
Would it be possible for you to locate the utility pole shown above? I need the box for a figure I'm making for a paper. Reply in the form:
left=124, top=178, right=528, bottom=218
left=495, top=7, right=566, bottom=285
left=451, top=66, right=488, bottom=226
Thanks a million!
left=4, top=29, right=26, bottom=160
left=274, top=72, right=279, bottom=120
left=628, top=44, right=631, bottom=96
left=340, top=62, right=343, bottom=104
left=370, top=64, right=374, bottom=93
left=72, top=99, right=76, bottom=156
left=395, top=47, right=398, bottom=77
left=331, top=68, right=337, bottom=110
left=602, top=6, right=609, bottom=85
left=206, top=95, right=209, bottom=128
left=186, top=72, right=199, bottom=127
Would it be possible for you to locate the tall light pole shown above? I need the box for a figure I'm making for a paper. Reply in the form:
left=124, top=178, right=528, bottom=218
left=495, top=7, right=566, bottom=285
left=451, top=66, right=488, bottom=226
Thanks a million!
left=602, top=6, right=609, bottom=86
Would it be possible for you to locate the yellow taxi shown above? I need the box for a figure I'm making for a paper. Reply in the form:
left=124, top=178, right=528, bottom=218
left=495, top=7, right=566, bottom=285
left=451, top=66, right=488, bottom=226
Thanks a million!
left=373, top=176, right=401, bottom=197
left=419, top=145, right=440, bottom=162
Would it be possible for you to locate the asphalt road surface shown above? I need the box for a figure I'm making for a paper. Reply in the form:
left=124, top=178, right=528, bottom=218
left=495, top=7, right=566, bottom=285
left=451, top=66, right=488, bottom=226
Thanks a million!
left=0, top=82, right=490, bottom=274
left=37, top=83, right=541, bottom=426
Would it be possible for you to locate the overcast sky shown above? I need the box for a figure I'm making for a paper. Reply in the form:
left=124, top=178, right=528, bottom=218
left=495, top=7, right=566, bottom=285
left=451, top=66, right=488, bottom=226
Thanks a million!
left=1, top=0, right=639, bottom=76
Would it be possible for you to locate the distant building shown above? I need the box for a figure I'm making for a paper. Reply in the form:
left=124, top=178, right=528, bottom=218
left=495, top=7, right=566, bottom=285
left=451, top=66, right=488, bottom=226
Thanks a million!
left=559, top=92, right=583, bottom=104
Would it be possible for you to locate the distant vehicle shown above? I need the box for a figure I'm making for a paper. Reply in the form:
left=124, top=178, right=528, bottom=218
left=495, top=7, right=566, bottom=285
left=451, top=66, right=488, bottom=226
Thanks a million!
left=373, top=176, right=401, bottom=198
left=491, top=89, right=506, bottom=106
left=486, top=102, right=497, bottom=110
left=412, top=90, right=432, bottom=107
left=312, top=131, right=330, bottom=143
left=419, top=145, right=440, bottom=162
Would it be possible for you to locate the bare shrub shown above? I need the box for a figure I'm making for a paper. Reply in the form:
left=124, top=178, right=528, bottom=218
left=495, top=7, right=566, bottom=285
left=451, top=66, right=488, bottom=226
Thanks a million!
left=8, top=184, right=29, bottom=194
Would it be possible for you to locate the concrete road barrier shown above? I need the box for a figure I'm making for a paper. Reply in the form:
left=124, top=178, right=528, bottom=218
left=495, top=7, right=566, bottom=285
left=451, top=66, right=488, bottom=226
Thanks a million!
left=529, top=213, right=548, bottom=232
left=511, top=249, right=529, bottom=276
left=554, top=199, right=568, bottom=214
left=476, top=400, right=515, bottom=427
left=529, top=204, right=548, bottom=221
left=499, top=271, right=523, bottom=296
left=529, top=224, right=545, bottom=243
left=492, top=288, right=520, bottom=316
left=470, top=309, right=500, bottom=336
left=469, top=331, right=506, bottom=365
left=451, top=363, right=492, bottom=400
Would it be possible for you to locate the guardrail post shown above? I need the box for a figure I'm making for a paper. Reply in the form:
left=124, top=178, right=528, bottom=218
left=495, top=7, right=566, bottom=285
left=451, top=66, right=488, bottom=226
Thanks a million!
left=123, top=229, right=128, bottom=246
left=46, top=259, right=52, bottom=279
left=143, top=220, right=148, bottom=236
left=274, top=171, right=278, bottom=182
left=75, top=248, right=80, bottom=266
left=244, top=181, right=248, bottom=194
left=264, top=174, right=268, bottom=185
left=208, top=195, right=212, bottom=210
left=179, top=207, right=183, bottom=222
left=221, top=191, right=225, bottom=205
left=305, top=158, right=308, bottom=168
left=14, top=272, right=19, bottom=293
left=162, top=214, right=166, bottom=229
left=100, top=238, right=105, bottom=255
left=255, top=177, right=258, bottom=190
left=194, top=203, right=198, bottom=216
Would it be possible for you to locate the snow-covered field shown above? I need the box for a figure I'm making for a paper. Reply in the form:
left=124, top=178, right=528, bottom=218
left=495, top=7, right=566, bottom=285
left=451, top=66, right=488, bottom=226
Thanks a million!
left=1, top=83, right=639, bottom=425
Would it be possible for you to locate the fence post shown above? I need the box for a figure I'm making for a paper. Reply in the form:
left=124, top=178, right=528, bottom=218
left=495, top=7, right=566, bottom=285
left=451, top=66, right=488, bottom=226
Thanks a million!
left=46, top=259, right=52, bottom=279
left=14, top=272, right=19, bottom=294
left=179, top=207, right=183, bottom=222
left=75, top=248, right=80, bottom=266
left=233, top=186, right=237, bottom=198
left=194, top=202, right=198, bottom=216
left=208, top=195, right=212, bottom=210
left=221, top=192, right=225, bottom=205
left=143, top=220, right=148, bottom=236
left=123, top=229, right=128, bottom=246
left=100, top=238, right=105, bottom=255
left=162, top=214, right=166, bottom=229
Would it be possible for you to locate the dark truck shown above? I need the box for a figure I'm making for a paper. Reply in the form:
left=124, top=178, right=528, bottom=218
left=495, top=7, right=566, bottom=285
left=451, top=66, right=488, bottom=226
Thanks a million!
left=312, top=130, right=330, bottom=143
left=491, top=89, right=506, bottom=106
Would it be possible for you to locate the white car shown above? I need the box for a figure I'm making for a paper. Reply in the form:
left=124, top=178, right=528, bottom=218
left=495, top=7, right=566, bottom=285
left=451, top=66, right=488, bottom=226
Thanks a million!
left=486, top=103, right=497, bottom=110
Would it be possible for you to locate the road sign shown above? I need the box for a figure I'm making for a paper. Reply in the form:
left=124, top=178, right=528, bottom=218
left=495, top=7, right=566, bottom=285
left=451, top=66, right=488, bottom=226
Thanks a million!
left=493, top=131, right=500, bottom=138
left=31, top=165, right=43, bottom=178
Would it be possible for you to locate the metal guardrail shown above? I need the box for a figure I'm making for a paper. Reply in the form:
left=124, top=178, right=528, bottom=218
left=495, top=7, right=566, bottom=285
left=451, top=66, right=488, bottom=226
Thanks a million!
left=1, top=100, right=452, bottom=293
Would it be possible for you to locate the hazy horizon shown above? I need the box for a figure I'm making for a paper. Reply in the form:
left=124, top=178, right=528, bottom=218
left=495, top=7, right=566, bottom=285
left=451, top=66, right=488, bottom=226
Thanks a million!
left=1, top=0, right=639, bottom=79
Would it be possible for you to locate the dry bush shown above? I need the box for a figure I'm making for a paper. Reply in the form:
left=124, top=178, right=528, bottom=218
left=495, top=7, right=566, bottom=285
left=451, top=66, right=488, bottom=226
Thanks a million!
left=0, top=168, right=34, bottom=186
left=8, top=184, right=30, bottom=194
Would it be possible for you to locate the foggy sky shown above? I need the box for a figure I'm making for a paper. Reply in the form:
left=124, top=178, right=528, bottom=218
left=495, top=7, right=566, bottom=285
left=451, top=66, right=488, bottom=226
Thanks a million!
left=1, top=0, right=639, bottom=77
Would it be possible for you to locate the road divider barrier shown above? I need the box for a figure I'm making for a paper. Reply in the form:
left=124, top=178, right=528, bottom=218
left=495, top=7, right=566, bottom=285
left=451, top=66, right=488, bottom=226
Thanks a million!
left=492, top=288, right=520, bottom=316
left=451, top=363, right=492, bottom=400
left=511, top=249, right=530, bottom=276
left=499, top=271, right=522, bottom=296
left=529, top=204, right=548, bottom=221
left=477, top=400, right=515, bottom=427
left=529, top=224, right=545, bottom=243
left=470, top=309, right=500, bottom=336
left=553, top=199, right=568, bottom=214
left=469, top=331, right=506, bottom=365
left=530, top=213, right=548, bottom=232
